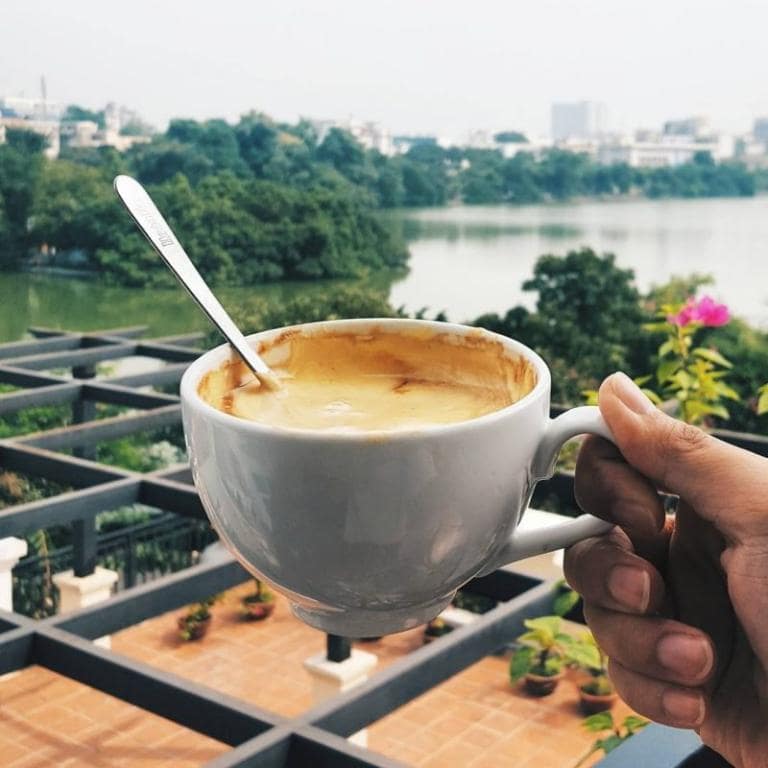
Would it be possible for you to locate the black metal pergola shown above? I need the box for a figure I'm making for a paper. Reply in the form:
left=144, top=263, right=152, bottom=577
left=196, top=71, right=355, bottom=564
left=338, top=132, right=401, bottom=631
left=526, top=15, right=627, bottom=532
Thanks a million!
left=0, top=326, right=739, bottom=766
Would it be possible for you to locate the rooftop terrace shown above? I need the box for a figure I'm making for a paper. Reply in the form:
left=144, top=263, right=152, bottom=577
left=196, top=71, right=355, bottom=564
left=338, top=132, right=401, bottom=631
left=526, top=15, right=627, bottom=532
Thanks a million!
left=0, top=326, right=741, bottom=767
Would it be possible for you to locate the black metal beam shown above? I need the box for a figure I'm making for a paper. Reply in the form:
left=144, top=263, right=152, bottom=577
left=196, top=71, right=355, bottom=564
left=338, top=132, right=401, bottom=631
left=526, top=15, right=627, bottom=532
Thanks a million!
left=6, top=343, right=138, bottom=370
left=326, top=635, right=352, bottom=663
left=29, top=325, right=147, bottom=339
left=0, top=442, right=130, bottom=486
left=52, top=558, right=248, bottom=638
left=139, top=477, right=207, bottom=519
left=0, top=382, right=81, bottom=414
left=134, top=341, right=201, bottom=362
left=0, top=335, right=81, bottom=359
left=202, top=728, right=293, bottom=768
left=0, top=365, right=68, bottom=388
left=17, top=404, right=181, bottom=450
left=34, top=627, right=278, bottom=745
left=0, top=628, right=35, bottom=675
left=81, top=381, right=180, bottom=408
left=106, top=362, right=189, bottom=389
left=150, top=332, right=205, bottom=348
left=0, top=479, right=139, bottom=535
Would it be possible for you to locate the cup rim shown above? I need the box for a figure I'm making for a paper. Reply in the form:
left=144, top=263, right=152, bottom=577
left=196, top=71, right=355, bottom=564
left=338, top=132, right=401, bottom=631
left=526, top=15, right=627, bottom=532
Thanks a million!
left=180, top=318, right=551, bottom=442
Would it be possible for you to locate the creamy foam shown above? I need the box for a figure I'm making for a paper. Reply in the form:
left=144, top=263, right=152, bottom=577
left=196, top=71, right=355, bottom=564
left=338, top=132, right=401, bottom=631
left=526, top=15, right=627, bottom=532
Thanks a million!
left=198, top=328, right=536, bottom=432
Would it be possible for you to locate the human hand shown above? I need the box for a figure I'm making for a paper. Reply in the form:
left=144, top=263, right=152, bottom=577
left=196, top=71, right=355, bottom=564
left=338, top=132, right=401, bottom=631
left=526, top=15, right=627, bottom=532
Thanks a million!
left=565, top=372, right=768, bottom=768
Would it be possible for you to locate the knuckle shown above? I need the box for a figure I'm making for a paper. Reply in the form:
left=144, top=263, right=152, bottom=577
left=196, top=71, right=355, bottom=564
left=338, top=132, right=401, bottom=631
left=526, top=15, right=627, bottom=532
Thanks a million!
left=660, top=418, right=708, bottom=459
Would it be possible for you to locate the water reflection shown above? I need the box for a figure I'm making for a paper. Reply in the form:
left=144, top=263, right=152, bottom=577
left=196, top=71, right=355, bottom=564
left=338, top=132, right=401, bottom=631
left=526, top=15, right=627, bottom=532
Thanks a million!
left=0, top=270, right=402, bottom=342
left=395, top=217, right=582, bottom=242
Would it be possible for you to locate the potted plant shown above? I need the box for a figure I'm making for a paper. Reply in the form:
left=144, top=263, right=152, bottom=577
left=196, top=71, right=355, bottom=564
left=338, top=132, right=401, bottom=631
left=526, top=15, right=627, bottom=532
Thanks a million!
left=452, top=589, right=497, bottom=614
left=509, top=615, right=575, bottom=696
left=178, top=595, right=217, bottom=641
left=573, top=712, right=649, bottom=767
left=571, top=630, right=618, bottom=714
left=241, top=578, right=276, bottom=621
left=552, top=579, right=581, bottom=619
left=423, top=617, right=453, bottom=643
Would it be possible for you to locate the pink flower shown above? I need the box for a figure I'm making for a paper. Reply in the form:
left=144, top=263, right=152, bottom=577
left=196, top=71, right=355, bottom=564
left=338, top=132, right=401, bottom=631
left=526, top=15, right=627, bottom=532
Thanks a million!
left=695, top=295, right=730, bottom=327
left=667, top=295, right=730, bottom=328
left=668, top=298, right=698, bottom=327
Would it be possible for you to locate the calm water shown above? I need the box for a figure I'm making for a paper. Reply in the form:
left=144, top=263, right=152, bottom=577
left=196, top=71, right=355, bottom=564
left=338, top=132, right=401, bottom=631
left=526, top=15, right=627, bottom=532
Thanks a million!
left=389, top=196, right=768, bottom=326
left=1, top=197, right=767, bottom=343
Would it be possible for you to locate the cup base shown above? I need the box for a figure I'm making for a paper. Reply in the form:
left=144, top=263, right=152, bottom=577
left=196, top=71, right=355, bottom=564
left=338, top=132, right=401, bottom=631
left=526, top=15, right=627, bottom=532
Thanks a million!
left=290, top=595, right=454, bottom=637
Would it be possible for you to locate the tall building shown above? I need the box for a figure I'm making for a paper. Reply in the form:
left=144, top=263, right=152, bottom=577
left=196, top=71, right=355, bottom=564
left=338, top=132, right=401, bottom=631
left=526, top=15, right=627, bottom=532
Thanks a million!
left=663, top=116, right=709, bottom=138
left=551, top=101, right=606, bottom=141
left=753, top=118, right=768, bottom=144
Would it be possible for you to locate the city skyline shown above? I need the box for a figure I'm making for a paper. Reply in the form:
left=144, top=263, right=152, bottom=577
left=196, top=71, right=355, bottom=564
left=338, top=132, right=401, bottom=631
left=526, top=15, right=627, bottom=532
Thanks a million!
left=2, top=0, right=768, bottom=139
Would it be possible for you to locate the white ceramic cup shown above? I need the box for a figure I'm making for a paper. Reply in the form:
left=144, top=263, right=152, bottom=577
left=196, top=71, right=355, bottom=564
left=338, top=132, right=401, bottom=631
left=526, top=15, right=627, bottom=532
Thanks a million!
left=180, top=318, right=614, bottom=636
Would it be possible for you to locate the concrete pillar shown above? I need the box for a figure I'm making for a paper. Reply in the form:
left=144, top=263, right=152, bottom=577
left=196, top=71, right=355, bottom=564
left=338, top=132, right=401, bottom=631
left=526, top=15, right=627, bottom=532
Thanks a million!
left=53, top=566, right=118, bottom=648
left=0, top=538, right=28, bottom=612
left=304, top=649, right=378, bottom=746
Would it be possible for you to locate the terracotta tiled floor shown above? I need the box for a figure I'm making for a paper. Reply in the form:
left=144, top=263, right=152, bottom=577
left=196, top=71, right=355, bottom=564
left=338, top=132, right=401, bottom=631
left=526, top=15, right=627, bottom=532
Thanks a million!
left=0, top=582, right=637, bottom=767
left=0, top=666, right=226, bottom=767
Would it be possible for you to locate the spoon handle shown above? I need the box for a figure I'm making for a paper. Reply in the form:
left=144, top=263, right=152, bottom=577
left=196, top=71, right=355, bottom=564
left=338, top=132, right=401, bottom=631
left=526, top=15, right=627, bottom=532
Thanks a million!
left=113, top=175, right=280, bottom=389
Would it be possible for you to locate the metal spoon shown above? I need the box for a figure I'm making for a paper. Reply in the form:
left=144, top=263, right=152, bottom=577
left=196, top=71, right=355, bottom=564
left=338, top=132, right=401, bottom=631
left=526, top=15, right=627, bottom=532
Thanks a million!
left=113, top=175, right=281, bottom=391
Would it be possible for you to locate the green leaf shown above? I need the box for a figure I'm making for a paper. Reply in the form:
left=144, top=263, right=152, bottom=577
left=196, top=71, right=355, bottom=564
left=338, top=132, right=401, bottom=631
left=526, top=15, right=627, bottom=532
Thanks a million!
left=633, top=375, right=652, bottom=386
left=643, top=321, right=670, bottom=333
left=582, top=389, right=599, bottom=406
left=671, top=369, right=694, bottom=390
left=758, top=386, right=768, bottom=416
left=623, top=715, right=650, bottom=734
left=685, top=401, right=729, bottom=421
left=553, top=588, right=580, bottom=617
left=641, top=387, right=662, bottom=404
left=693, top=347, right=732, bottom=368
left=522, top=616, right=560, bottom=646
left=658, top=339, right=675, bottom=357
left=600, top=735, right=626, bottom=754
left=582, top=711, right=615, bottom=733
left=543, top=656, right=563, bottom=675
left=565, top=642, right=602, bottom=670
left=517, top=630, right=545, bottom=646
left=713, top=381, right=740, bottom=401
left=509, top=646, right=535, bottom=681
left=656, top=358, right=679, bottom=384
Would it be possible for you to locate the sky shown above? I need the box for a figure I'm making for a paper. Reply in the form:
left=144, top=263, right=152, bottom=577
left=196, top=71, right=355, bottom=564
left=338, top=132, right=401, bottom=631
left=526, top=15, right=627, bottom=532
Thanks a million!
left=2, top=0, right=767, bottom=139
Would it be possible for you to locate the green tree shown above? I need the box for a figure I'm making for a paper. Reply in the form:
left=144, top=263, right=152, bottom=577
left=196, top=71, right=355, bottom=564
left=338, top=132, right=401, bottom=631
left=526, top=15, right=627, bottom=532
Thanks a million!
left=474, top=248, right=651, bottom=402
left=63, top=104, right=105, bottom=128
left=316, top=128, right=366, bottom=181
left=0, top=129, right=46, bottom=266
left=493, top=131, right=528, bottom=143
left=460, top=150, right=504, bottom=204
left=501, top=152, right=543, bottom=203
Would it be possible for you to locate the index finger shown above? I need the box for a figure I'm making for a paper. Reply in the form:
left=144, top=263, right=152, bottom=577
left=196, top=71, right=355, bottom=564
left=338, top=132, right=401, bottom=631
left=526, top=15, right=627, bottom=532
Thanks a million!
left=576, top=435, right=666, bottom=548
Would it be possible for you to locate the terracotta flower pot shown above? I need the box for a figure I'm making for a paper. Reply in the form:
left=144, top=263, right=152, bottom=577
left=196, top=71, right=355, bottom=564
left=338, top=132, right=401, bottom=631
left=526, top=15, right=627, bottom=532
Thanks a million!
left=241, top=598, right=275, bottom=621
left=523, top=669, right=565, bottom=697
left=579, top=687, right=618, bottom=714
left=178, top=614, right=211, bottom=641
left=423, top=622, right=453, bottom=644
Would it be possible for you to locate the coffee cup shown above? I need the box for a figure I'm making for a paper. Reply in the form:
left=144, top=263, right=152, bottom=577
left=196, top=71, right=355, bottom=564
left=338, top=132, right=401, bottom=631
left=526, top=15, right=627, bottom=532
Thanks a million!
left=180, top=318, right=613, bottom=636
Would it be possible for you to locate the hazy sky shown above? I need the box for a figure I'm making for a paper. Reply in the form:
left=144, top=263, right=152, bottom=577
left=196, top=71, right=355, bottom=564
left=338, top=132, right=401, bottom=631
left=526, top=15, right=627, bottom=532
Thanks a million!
left=2, top=0, right=767, bottom=138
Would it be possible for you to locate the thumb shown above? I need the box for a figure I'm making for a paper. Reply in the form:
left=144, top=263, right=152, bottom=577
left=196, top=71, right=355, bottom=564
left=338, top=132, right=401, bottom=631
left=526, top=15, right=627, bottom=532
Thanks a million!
left=598, top=372, right=768, bottom=538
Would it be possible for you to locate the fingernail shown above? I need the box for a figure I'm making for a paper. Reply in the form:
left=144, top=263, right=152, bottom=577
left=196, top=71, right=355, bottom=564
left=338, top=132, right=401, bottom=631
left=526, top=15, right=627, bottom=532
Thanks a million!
left=608, top=566, right=650, bottom=612
left=662, top=689, right=705, bottom=726
left=611, top=372, right=654, bottom=415
left=657, top=634, right=713, bottom=680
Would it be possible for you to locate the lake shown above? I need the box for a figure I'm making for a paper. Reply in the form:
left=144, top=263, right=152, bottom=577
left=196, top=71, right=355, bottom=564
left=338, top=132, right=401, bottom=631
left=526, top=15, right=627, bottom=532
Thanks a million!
left=389, top=196, right=768, bottom=325
left=1, top=196, right=767, bottom=343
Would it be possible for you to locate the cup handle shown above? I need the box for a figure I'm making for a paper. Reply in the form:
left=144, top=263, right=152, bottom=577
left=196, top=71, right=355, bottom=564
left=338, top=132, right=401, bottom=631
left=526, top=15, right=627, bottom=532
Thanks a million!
left=480, top=406, right=615, bottom=572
